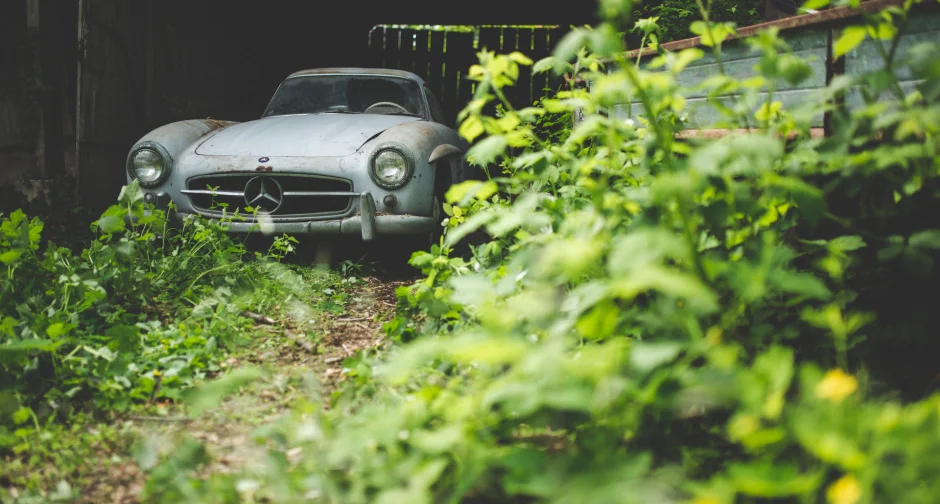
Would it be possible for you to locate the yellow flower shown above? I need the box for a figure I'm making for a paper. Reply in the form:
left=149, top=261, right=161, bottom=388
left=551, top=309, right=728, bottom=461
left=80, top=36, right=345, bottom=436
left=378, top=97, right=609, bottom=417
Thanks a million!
left=826, top=475, right=862, bottom=504
left=815, top=369, right=858, bottom=402
left=153, top=369, right=161, bottom=377
left=689, top=498, right=721, bottom=504
left=705, top=327, right=722, bottom=345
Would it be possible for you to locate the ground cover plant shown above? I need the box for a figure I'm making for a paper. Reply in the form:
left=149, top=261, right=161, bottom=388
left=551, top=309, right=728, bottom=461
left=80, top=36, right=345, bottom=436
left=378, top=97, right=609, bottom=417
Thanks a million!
left=138, top=0, right=940, bottom=502
left=0, top=183, right=341, bottom=497
left=8, top=0, right=940, bottom=502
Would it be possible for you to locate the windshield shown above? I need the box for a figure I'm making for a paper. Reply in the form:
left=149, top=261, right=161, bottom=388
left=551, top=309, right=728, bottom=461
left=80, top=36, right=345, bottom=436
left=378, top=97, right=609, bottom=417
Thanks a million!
left=262, top=74, right=427, bottom=118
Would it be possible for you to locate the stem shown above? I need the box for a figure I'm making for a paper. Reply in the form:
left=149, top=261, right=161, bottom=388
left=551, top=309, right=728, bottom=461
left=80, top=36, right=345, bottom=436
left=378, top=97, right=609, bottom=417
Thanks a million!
left=186, top=264, right=230, bottom=292
left=635, top=34, right=647, bottom=68
left=678, top=197, right=710, bottom=286
left=764, top=81, right=776, bottom=130
left=694, top=0, right=726, bottom=75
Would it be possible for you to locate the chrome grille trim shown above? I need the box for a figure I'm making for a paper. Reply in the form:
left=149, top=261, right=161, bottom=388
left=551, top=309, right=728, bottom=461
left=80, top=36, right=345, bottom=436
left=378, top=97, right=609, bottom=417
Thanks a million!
left=185, top=173, right=354, bottom=219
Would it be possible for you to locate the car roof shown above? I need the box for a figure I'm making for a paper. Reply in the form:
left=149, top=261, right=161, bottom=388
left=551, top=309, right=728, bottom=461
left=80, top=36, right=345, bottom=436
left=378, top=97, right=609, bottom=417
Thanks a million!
left=286, top=67, right=425, bottom=84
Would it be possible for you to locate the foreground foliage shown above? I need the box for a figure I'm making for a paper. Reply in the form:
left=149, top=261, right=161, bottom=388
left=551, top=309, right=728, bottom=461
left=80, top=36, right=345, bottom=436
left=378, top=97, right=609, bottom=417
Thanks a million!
left=0, top=185, right=317, bottom=495
left=101, top=1, right=940, bottom=502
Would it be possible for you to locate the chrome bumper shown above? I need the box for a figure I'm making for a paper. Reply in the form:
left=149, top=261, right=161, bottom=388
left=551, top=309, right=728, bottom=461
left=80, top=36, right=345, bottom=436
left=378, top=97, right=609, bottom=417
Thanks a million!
left=192, top=192, right=436, bottom=241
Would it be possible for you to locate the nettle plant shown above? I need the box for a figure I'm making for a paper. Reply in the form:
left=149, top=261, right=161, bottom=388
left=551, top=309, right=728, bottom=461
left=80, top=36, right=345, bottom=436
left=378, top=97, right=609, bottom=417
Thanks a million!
left=150, top=1, right=938, bottom=503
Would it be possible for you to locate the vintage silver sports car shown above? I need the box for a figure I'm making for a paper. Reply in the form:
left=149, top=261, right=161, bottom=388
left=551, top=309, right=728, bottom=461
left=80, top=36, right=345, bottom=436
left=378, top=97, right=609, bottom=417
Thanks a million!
left=125, top=67, right=472, bottom=245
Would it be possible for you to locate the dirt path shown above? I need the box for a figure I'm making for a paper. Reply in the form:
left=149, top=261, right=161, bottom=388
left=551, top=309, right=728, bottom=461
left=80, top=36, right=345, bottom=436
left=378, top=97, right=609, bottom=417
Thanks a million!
left=74, top=274, right=411, bottom=504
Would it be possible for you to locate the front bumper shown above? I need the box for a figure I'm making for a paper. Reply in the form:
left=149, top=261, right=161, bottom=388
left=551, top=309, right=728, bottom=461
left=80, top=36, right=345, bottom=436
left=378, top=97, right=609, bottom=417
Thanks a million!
left=188, top=192, right=436, bottom=241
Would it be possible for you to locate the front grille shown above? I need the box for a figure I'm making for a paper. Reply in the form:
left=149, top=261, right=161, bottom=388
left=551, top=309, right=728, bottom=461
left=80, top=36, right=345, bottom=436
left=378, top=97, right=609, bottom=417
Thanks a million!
left=184, top=174, right=353, bottom=218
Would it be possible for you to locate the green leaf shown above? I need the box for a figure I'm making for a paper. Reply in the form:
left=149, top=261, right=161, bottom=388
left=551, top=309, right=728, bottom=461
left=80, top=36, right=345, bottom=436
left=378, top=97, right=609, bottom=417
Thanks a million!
left=630, top=342, right=682, bottom=372
left=769, top=176, right=825, bottom=224
left=834, top=26, right=867, bottom=58
left=910, top=229, right=940, bottom=249
left=96, top=215, right=126, bottom=234
left=447, top=335, right=529, bottom=365
left=690, top=21, right=735, bottom=47
left=533, top=56, right=571, bottom=75
left=183, top=367, right=265, bottom=417
left=803, top=0, right=830, bottom=9
left=508, top=51, right=533, bottom=66
left=467, top=135, right=508, bottom=167
left=778, top=54, right=813, bottom=85
left=552, top=29, right=589, bottom=66
left=752, top=346, right=794, bottom=419
left=609, top=266, right=718, bottom=313
left=12, top=407, right=32, bottom=425
left=0, top=249, right=23, bottom=264
left=770, top=271, right=832, bottom=300
left=131, top=436, right=160, bottom=471
left=411, top=425, right=465, bottom=454
left=459, top=115, right=485, bottom=142
left=46, top=323, right=68, bottom=339
left=0, top=339, right=58, bottom=353
left=445, top=209, right=498, bottom=246
left=608, top=229, right=691, bottom=276
left=445, top=180, right=498, bottom=205
left=729, top=463, right=821, bottom=497
left=634, top=16, right=660, bottom=35
left=829, top=235, right=866, bottom=253
left=575, top=300, right=620, bottom=340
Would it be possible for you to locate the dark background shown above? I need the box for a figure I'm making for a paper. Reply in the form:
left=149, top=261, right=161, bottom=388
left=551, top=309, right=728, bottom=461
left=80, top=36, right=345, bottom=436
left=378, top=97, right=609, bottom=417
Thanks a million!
left=0, top=0, right=600, bottom=215
left=210, top=0, right=600, bottom=122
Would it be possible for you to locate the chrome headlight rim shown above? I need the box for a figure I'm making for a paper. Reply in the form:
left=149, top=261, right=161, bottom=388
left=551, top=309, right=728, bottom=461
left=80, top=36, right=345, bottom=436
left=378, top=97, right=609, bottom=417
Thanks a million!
left=368, top=143, right=414, bottom=190
left=126, top=141, right=172, bottom=188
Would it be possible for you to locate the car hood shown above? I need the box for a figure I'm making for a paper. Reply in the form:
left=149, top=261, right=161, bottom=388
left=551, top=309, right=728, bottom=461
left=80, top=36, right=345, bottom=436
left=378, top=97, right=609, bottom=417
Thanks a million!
left=194, top=113, right=422, bottom=157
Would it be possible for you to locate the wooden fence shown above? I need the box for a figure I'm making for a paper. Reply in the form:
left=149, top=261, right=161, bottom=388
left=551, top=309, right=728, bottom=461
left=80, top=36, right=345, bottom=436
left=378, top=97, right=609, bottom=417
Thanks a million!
left=368, top=25, right=568, bottom=125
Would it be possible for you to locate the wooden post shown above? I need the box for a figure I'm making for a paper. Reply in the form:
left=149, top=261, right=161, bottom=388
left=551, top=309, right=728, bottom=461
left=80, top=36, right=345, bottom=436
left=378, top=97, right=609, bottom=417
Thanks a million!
left=144, top=0, right=154, bottom=129
left=25, top=0, right=66, bottom=181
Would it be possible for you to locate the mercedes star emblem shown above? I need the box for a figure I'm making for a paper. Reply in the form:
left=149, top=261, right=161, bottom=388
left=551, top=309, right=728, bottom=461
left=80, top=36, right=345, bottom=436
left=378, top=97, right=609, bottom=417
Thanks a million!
left=244, top=176, right=283, bottom=213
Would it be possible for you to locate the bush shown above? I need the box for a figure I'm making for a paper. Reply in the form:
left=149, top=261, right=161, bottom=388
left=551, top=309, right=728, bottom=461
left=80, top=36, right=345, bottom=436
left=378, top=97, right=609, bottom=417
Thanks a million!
left=142, top=1, right=940, bottom=502
left=637, top=0, right=764, bottom=42
left=0, top=183, right=296, bottom=450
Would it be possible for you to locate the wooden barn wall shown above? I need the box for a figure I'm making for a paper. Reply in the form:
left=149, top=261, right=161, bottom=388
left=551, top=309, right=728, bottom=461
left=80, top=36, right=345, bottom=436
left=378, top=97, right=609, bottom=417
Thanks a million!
left=76, top=0, right=226, bottom=211
left=0, top=1, right=31, bottom=200
left=0, top=0, right=226, bottom=214
left=0, top=0, right=78, bottom=213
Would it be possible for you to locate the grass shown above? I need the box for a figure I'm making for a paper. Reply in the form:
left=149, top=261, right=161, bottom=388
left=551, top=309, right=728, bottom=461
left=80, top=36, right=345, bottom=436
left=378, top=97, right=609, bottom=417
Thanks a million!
left=0, top=258, right=408, bottom=503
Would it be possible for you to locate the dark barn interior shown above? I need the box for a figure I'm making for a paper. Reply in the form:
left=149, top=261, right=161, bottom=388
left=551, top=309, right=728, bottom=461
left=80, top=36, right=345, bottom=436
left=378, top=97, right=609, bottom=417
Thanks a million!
left=0, top=0, right=597, bottom=216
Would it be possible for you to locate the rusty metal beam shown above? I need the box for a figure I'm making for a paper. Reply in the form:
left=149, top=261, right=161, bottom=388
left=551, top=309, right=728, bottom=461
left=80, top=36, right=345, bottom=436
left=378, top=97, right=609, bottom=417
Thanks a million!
left=675, top=128, right=826, bottom=140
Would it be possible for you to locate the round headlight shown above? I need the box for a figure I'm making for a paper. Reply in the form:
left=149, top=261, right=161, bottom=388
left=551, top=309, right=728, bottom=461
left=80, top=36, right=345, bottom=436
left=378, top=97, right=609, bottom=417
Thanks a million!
left=126, top=142, right=170, bottom=187
left=371, top=149, right=411, bottom=189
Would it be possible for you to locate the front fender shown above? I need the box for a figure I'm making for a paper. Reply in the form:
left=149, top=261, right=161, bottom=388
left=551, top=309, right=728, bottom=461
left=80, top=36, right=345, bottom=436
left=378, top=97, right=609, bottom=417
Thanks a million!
left=128, top=119, right=237, bottom=176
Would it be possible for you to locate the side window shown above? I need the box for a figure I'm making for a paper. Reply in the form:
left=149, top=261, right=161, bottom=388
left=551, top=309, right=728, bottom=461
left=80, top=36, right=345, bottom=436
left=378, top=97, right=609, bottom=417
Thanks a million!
left=425, top=87, right=447, bottom=125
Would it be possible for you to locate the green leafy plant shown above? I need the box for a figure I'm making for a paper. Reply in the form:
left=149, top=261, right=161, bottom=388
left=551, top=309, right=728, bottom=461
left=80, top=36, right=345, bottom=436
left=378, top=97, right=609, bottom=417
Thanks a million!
left=0, top=181, right=313, bottom=485
left=140, top=1, right=939, bottom=502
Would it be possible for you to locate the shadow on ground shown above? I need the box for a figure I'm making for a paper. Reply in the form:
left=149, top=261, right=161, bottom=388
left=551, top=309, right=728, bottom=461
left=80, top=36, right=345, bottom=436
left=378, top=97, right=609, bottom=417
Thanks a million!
left=240, top=234, right=425, bottom=281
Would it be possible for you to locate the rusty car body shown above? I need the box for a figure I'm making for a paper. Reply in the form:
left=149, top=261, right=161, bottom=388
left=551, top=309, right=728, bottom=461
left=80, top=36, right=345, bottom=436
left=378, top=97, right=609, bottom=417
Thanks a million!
left=124, top=68, right=471, bottom=242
